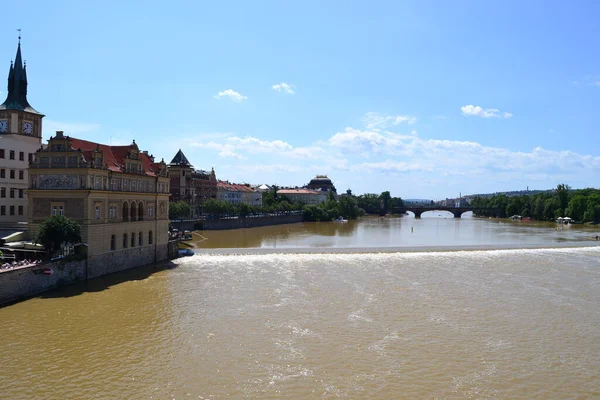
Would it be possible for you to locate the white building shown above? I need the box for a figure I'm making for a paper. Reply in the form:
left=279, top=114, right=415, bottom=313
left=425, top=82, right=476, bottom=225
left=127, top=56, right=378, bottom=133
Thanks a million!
left=217, top=181, right=262, bottom=207
left=277, top=189, right=327, bottom=205
left=0, top=39, right=44, bottom=227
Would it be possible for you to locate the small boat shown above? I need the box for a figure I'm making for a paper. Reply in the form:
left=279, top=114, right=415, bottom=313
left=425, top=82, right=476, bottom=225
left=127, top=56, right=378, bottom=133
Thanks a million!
left=333, top=217, right=348, bottom=223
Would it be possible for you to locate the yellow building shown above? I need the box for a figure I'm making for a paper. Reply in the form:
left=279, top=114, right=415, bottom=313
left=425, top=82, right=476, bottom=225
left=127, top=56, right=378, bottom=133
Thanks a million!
left=28, top=131, right=171, bottom=275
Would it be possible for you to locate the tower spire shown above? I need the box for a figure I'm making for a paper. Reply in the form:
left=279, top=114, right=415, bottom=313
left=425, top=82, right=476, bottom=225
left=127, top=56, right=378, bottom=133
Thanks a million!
left=0, top=33, right=42, bottom=115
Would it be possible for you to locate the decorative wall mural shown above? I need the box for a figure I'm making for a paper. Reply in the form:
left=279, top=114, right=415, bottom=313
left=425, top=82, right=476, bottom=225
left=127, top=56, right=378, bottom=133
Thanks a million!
left=38, top=174, right=79, bottom=189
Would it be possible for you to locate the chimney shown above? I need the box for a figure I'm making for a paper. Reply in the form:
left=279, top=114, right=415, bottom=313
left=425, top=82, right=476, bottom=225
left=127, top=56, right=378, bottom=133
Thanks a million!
left=56, top=130, right=64, bottom=138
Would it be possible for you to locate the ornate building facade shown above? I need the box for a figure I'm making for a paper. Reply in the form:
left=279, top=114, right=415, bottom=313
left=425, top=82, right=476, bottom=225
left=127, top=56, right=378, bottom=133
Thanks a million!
left=168, top=149, right=217, bottom=217
left=0, top=38, right=44, bottom=227
left=28, top=131, right=171, bottom=269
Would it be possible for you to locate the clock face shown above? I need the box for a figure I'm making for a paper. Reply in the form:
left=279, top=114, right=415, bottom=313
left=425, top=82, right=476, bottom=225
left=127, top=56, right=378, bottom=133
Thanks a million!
left=23, top=121, right=33, bottom=135
left=0, top=120, right=7, bottom=133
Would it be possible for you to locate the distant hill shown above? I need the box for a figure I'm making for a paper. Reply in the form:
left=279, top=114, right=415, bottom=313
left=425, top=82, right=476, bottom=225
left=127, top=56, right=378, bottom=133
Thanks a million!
left=465, top=189, right=552, bottom=198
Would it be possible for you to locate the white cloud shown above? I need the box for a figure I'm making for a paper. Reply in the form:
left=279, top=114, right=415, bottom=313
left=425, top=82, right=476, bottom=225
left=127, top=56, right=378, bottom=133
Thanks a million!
left=362, top=112, right=417, bottom=129
left=272, top=82, right=295, bottom=94
left=214, top=89, right=248, bottom=102
left=461, top=105, right=512, bottom=119
left=180, top=111, right=600, bottom=197
left=43, top=120, right=100, bottom=135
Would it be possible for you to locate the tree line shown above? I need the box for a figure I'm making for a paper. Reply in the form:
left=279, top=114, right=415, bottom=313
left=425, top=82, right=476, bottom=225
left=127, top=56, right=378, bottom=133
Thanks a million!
left=168, top=188, right=405, bottom=222
left=470, top=184, right=600, bottom=223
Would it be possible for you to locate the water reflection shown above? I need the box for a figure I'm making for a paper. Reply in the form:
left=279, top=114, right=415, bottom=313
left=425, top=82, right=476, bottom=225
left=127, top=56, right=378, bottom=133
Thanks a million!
left=189, top=215, right=600, bottom=249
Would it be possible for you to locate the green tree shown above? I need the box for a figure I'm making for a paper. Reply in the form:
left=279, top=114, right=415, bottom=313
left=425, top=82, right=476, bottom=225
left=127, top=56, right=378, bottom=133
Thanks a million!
left=357, top=193, right=381, bottom=214
left=338, top=195, right=363, bottom=219
left=36, top=216, right=82, bottom=255
left=169, top=201, right=191, bottom=220
left=556, top=183, right=571, bottom=214
left=379, top=191, right=392, bottom=214
left=565, top=195, right=587, bottom=221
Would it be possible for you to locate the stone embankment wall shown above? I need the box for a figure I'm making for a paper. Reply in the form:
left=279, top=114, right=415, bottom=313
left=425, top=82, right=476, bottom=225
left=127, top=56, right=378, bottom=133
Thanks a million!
left=0, top=243, right=170, bottom=307
left=171, top=214, right=303, bottom=232
left=0, top=261, right=86, bottom=306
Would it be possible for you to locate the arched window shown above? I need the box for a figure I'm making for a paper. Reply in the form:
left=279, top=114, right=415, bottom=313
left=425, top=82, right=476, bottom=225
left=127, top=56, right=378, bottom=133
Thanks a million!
left=138, top=202, right=144, bottom=221
left=138, top=231, right=143, bottom=246
left=130, top=202, right=137, bottom=222
left=123, top=233, right=128, bottom=248
left=149, top=230, right=153, bottom=245
left=122, top=202, right=129, bottom=222
left=131, top=232, right=135, bottom=247
left=110, top=235, right=116, bottom=251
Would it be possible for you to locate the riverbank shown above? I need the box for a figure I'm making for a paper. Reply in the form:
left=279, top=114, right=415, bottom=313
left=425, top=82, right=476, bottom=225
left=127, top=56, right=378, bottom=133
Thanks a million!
left=0, top=241, right=179, bottom=307
left=170, top=213, right=303, bottom=231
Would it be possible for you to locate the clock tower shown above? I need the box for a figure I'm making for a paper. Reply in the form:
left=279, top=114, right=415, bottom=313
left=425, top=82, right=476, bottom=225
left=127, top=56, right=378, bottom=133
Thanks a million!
left=0, top=35, right=44, bottom=227
left=0, top=36, right=44, bottom=139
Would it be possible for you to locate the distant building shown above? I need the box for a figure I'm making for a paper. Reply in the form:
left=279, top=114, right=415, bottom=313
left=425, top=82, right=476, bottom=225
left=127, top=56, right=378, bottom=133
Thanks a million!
left=217, top=181, right=262, bottom=207
left=28, top=131, right=171, bottom=266
left=277, top=188, right=327, bottom=205
left=0, top=39, right=44, bottom=227
left=167, top=149, right=217, bottom=217
left=255, top=183, right=272, bottom=192
left=307, top=175, right=336, bottom=193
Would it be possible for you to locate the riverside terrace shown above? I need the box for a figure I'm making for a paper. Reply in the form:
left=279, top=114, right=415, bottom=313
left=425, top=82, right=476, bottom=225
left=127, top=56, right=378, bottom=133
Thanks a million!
left=393, top=205, right=504, bottom=218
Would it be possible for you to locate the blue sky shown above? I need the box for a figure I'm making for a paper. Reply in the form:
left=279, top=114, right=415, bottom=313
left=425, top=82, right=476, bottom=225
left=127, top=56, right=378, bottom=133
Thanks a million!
left=2, top=0, right=600, bottom=199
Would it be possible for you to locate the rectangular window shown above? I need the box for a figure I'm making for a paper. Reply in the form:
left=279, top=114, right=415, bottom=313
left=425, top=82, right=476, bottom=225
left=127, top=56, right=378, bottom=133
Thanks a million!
left=95, top=205, right=101, bottom=219
left=51, top=203, right=65, bottom=216
left=28, top=153, right=33, bottom=163
left=19, top=151, right=24, bottom=161
left=148, top=205, right=154, bottom=217
left=9, top=205, right=14, bottom=215
left=0, top=187, right=4, bottom=198
left=9, top=150, right=15, bottom=160
left=0, top=205, right=5, bottom=215
left=0, top=149, right=4, bottom=158
left=18, top=205, right=23, bottom=215
left=10, top=188, right=15, bottom=198
left=18, top=189, right=23, bottom=198
left=109, top=205, right=116, bottom=219
left=0, top=169, right=4, bottom=178
left=10, top=170, right=15, bottom=179
left=19, top=170, right=23, bottom=180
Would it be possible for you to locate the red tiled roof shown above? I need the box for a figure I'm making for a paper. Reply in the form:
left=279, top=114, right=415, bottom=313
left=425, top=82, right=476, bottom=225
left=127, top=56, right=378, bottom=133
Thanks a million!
left=217, top=181, right=256, bottom=192
left=69, top=137, right=159, bottom=177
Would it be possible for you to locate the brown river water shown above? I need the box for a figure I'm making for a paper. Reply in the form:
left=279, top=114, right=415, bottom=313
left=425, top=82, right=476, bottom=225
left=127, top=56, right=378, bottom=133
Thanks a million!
left=1, top=215, right=599, bottom=399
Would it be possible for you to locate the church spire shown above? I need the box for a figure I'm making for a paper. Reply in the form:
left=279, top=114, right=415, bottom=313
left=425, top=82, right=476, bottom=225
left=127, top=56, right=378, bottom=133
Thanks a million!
left=0, top=33, right=42, bottom=115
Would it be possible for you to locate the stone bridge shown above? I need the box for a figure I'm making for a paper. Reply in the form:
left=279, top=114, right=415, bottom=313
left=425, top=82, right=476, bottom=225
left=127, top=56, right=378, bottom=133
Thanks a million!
left=392, top=206, right=503, bottom=218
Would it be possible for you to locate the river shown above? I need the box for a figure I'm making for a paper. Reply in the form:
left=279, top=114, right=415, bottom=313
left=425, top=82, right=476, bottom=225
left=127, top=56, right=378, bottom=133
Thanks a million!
left=1, top=215, right=599, bottom=399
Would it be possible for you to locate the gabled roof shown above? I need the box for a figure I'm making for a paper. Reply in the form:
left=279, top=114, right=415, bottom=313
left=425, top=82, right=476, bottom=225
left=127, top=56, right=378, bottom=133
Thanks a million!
left=169, top=149, right=192, bottom=167
left=69, top=137, right=162, bottom=177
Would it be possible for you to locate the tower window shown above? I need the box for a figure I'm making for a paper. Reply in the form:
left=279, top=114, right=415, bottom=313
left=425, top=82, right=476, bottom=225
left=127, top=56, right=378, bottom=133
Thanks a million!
left=9, top=150, right=15, bottom=160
